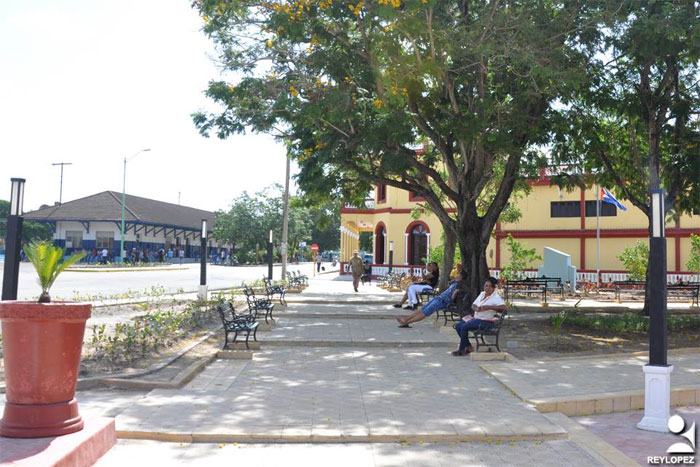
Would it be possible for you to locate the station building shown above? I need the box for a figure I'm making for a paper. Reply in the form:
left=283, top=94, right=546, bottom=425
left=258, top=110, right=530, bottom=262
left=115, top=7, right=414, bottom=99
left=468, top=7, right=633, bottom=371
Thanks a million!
left=340, top=171, right=700, bottom=282
left=24, top=191, right=227, bottom=260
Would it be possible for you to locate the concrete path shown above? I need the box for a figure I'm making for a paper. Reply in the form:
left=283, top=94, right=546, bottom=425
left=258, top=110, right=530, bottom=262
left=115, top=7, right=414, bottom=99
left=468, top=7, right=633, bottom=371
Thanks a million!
left=114, top=347, right=566, bottom=442
left=481, top=352, right=700, bottom=402
left=96, top=438, right=602, bottom=467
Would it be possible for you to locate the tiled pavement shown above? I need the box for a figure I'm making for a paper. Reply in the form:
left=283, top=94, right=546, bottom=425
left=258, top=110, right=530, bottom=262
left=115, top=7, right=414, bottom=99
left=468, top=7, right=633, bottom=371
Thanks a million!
left=114, top=347, right=567, bottom=441
left=96, top=438, right=603, bottom=467
left=480, top=352, right=700, bottom=402
left=575, top=406, right=700, bottom=466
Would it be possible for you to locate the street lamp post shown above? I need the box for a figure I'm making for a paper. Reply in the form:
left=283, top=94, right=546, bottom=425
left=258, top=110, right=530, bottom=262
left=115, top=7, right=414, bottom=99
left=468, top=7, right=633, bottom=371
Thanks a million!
left=267, top=230, right=273, bottom=281
left=638, top=188, right=672, bottom=432
left=389, top=241, right=394, bottom=273
left=2, top=178, right=26, bottom=301
left=199, top=219, right=208, bottom=301
left=121, top=149, right=150, bottom=263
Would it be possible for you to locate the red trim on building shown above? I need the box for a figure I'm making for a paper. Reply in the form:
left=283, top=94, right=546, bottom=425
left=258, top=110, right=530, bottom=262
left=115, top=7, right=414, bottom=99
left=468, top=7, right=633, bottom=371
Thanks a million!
left=405, top=220, right=430, bottom=234
left=376, top=184, right=387, bottom=204
left=675, top=219, right=682, bottom=271
left=580, top=188, right=586, bottom=230
left=374, top=222, right=386, bottom=264
left=496, top=228, right=698, bottom=239
left=580, top=238, right=586, bottom=270
left=408, top=191, right=426, bottom=202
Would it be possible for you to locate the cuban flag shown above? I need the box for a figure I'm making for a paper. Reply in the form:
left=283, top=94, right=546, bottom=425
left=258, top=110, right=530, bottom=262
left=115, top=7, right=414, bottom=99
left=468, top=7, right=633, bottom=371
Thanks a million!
left=601, top=188, right=627, bottom=211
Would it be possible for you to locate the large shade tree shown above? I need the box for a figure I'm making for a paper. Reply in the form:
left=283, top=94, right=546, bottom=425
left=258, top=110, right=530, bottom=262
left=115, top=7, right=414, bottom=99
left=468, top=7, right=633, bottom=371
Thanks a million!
left=551, top=0, right=700, bottom=314
left=192, top=0, right=592, bottom=298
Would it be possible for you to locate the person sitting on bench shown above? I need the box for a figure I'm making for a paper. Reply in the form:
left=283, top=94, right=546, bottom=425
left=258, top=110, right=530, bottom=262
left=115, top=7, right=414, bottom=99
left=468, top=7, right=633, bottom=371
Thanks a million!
left=395, top=269, right=466, bottom=327
left=452, top=277, right=506, bottom=356
left=392, top=262, right=440, bottom=310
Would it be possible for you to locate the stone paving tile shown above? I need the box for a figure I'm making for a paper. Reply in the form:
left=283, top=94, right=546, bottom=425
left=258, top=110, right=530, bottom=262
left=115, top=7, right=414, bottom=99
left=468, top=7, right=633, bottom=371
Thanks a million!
left=481, top=353, right=700, bottom=401
left=575, top=406, right=700, bottom=466
left=115, top=347, right=565, bottom=439
left=95, top=439, right=603, bottom=466
left=263, top=318, right=456, bottom=345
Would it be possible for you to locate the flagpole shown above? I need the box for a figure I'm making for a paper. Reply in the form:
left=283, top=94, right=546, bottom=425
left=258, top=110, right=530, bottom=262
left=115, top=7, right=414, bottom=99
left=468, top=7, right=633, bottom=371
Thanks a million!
left=596, top=184, right=601, bottom=286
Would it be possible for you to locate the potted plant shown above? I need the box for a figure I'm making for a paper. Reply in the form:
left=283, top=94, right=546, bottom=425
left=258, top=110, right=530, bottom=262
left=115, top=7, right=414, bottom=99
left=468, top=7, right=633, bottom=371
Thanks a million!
left=0, top=241, right=89, bottom=438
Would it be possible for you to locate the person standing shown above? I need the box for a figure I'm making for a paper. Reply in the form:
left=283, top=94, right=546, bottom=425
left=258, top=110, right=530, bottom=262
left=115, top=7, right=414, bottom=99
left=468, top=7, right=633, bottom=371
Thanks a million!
left=101, top=247, right=108, bottom=265
left=315, top=253, right=323, bottom=273
left=348, top=250, right=364, bottom=292
left=178, top=248, right=185, bottom=264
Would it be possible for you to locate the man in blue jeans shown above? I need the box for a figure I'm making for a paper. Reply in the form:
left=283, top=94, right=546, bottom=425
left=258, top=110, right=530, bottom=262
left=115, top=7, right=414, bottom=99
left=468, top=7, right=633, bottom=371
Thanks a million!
left=395, top=270, right=467, bottom=328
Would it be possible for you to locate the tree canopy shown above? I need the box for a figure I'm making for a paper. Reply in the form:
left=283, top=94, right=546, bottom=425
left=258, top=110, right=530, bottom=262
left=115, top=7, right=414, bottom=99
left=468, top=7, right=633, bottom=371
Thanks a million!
left=192, top=0, right=592, bottom=297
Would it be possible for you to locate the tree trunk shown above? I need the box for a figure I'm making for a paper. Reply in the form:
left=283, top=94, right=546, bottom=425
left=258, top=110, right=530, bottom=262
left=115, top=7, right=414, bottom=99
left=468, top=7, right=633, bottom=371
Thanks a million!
left=439, top=229, right=456, bottom=291
left=457, top=227, right=491, bottom=305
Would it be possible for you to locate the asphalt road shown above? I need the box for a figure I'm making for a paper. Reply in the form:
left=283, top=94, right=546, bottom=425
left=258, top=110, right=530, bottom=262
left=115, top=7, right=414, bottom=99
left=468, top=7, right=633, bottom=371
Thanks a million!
left=0, top=261, right=325, bottom=301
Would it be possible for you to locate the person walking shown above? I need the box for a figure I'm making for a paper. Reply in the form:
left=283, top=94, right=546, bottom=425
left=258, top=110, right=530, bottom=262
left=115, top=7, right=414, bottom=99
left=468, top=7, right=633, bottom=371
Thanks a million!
left=348, top=250, right=364, bottom=292
left=315, top=253, right=323, bottom=273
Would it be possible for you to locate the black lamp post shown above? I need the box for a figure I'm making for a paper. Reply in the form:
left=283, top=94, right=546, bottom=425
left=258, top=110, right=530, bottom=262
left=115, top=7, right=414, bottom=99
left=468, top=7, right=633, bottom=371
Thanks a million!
left=388, top=240, right=394, bottom=273
left=2, top=178, right=26, bottom=301
left=198, top=219, right=207, bottom=300
left=638, top=188, right=673, bottom=432
left=267, top=230, right=273, bottom=281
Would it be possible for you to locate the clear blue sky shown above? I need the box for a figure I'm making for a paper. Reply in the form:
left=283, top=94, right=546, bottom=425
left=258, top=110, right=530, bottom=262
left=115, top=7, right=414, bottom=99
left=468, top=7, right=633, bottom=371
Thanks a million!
left=0, top=0, right=293, bottom=213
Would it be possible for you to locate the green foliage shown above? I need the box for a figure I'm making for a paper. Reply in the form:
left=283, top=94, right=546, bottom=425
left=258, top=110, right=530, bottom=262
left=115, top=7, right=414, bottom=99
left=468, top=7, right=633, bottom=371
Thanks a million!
left=618, top=241, right=649, bottom=281
left=555, top=313, right=700, bottom=334
left=500, top=235, right=541, bottom=281
left=550, top=311, right=569, bottom=338
left=89, top=301, right=217, bottom=364
left=213, top=185, right=338, bottom=262
left=0, top=199, right=53, bottom=243
left=23, top=241, right=86, bottom=303
left=428, top=238, right=461, bottom=268
left=192, top=0, right=588, bottom=300
left=687, top=234, right=700, bottom=274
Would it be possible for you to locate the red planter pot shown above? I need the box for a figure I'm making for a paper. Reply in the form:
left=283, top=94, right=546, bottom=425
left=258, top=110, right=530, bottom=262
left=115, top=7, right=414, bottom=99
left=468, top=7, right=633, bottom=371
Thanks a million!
left=0, top=301, right=91, bottom=438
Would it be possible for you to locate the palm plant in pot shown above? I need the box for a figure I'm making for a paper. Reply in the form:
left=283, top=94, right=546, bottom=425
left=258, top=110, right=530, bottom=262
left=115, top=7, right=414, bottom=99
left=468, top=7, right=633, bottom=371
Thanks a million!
left=0, top=241, right=90, bottom=438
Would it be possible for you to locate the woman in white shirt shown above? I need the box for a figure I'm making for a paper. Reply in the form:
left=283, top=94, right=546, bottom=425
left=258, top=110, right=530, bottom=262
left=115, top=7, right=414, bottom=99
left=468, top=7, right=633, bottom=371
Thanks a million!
left=452, top=277, right=506, bottom=356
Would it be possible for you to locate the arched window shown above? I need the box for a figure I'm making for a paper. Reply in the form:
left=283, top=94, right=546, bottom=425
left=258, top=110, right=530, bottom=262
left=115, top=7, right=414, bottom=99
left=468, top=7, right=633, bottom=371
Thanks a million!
left=407, top=222, right=429, bottom=265
left=374, top=223, right=386, bottom=264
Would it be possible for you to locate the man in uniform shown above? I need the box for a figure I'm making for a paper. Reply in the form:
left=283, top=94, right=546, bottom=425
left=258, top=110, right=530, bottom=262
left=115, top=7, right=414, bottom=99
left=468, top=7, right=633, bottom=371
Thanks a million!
left=348, top=250, right=364, bottom=292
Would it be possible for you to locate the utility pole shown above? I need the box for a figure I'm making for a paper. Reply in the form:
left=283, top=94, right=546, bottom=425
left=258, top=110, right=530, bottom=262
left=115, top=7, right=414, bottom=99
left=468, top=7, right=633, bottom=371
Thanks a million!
left=281, top=152, right=291, bottom=280
left=52, top=162, right=72, bottom=205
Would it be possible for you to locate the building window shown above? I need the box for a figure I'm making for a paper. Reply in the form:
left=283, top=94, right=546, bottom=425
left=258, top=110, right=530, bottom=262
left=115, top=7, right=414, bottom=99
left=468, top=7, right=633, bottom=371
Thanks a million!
left=96, top=231, right=114, bottom=249
left=550, top=201, right=580, bottom=218
left=65, top=230, right=83, bottom=249
left=585, top=201, right=617, bottom=217
left=377, top=184, right=387, bottom=203
left=408, top=191, right=425, bottom=202
left=408, top=223, right=428, bottom=265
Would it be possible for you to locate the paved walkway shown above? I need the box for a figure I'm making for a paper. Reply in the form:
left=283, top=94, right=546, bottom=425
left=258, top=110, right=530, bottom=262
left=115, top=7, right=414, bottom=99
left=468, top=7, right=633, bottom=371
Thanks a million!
left=481, top=352, right=700, bottom=402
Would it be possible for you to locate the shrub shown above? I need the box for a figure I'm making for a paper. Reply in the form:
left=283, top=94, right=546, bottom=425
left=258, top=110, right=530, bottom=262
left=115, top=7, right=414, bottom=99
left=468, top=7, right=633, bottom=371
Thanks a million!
left=618, top=240, right=648, bottom=281
left=500, top=234, right=541, bottom=281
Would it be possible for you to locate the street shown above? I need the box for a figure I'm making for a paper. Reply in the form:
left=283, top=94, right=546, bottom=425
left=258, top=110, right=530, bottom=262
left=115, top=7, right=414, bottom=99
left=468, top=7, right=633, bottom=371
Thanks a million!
left=0, top=261, right=329, bottom=301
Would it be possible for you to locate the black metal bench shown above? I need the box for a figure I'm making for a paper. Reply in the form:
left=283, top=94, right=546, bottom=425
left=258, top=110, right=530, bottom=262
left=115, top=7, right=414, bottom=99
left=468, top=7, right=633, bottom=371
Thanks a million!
left=456, top=310, right=508, bottom=352
left=263, top=277, right=286, bottom=305
left=216, top=302, right=259, bottom=350
left=435, top=293, right=469, bottom=326
left=243, top=285, right=275, bottom=324
left=667, top=283, right=700, bottom=306
left=613, top=280, right=646, bottom=301
left=419, top=287, right=438, bottom=305
left=504, top=277, right=563, bottom=304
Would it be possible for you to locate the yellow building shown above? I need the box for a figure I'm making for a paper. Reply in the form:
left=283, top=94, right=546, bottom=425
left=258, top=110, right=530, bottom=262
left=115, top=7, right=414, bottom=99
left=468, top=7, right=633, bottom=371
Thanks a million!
left=340, top=173, right=700, bottom=282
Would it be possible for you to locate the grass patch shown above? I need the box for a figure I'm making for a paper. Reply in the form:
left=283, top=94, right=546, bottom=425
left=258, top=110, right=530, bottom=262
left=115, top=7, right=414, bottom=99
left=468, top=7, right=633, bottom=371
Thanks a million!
left=550, top=312, right=700, bottom=333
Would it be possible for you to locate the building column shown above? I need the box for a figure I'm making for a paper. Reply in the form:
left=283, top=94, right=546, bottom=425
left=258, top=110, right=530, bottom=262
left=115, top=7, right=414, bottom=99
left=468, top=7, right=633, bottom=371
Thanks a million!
left=675, top=219, right=681, bottom=272
left=404, top=233, right=409, bottom=265
left=371, top=230, right=376, bottom=263
left=382, top=231, right=387, bottom=264
left=426, top=232, right=431, bottom=263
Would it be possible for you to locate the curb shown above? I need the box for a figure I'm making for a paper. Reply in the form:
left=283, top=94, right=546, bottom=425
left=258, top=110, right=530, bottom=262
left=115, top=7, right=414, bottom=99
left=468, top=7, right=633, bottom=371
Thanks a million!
left=115, top=430, right=569, bottom=444
left=260, top=341, right=454, bottom=348
left=100, top=354, right=216, bottom=390
left=544, top=412, right=640, bottom=466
